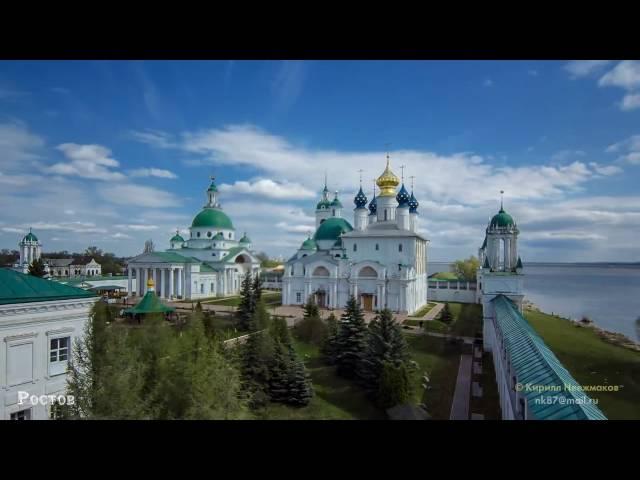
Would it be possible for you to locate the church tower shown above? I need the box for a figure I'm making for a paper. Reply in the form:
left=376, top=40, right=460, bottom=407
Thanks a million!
left=478, top=192, right=524, bottom=352
left=315, top=176, right=332, bottom=228
left=375, top=154, right=400, bottom=222
left=18, top=228, right=42, bottom=271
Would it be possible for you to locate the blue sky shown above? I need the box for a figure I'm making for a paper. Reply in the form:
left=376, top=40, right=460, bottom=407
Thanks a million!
left=1, top=60, right=639, bottom=262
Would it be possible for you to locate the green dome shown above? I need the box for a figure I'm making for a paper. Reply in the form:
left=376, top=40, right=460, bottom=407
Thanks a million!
left=212, top=232, right=225, bottom=240
left=23, top=231, right=38, bottom=242
left=300, top=237, right=317, bottom=250
left=316, top=199, right=331, bottom=210
left=170, top=233, right=185, bottom=243
left=191, top=208, right=234, bottom=230
left=239, top=233, right=251, bottom=244
left=314, top=217, right=353, bottom=241
left=330, top=198, right=343, bottom=208
left=490, top=208, right=515, bottom=228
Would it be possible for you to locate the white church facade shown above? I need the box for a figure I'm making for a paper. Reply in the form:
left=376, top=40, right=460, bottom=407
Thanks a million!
left=282, top=157, right=429, bottom=314
left=126, top=177, right=261, bottom=301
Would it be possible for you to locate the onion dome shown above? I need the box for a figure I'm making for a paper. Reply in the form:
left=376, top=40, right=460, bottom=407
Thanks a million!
left=170, top=230, right=185, bottom=243
left=330, top=191, right=343, bottom=208
left=22, top=228, right=38, bottom=243
left=489, top=206, right=515, bottom=228
left=376, top=156, right=400, bottom=196
left=316, top=199, right=331, bottom=210
left=212, top=232, right=225, bottom=241
left=408, top=191, right=419, bottom=213
left=368, top=193, right=377, bottom=215
left=147, top=277, right=155, bottom=291
left=314, top=217, right=353, bottom=241
left=300, top=236, right=318, bottom=251
left=396, top=183, right=410, bottom=207
left=207, top=179, right=218, bottom=192
left=239, top=232, right=251, bottom=244
left=191, top=208, right=234, bottom=229
left=354, top=186, right=368, bottom=208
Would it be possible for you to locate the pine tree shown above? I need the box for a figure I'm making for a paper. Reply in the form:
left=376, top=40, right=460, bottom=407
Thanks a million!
left=440, top=303, right=453, bottom=324
left=240, top=300, right=275, bottom=407
left=237, top=271, right=254, bottom=331
left=252, top=273, right=263, bottom=305
left=295, top=296, right=327, bottom=346
left=268, top=340, right=291, bottom=403
left=360, top=308, right=412, bottom=393
left=376, top=361, right=411, bottom=409
left=286, top=357, right=314, bottom=407
left=321, top=313, right=339, bottom=364
left=28, top=257, right=46, bottom=277
left=334, top=296, right=368, bottom=380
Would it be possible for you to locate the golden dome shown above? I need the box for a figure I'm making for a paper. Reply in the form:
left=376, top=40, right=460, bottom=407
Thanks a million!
left=147, top=277, right=155, bottom=289
left=376, top=155, right=400, bottom=196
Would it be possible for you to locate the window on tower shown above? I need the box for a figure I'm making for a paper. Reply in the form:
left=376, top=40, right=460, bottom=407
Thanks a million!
left=399, top=243, right=403, bottom=252
left=207, top=231, right=212, bottom=237
left=353, top=244, right=357, bottom=252
left=375, top=244, right=379, bottom=251
left=197, top=232, right=201, bottom=238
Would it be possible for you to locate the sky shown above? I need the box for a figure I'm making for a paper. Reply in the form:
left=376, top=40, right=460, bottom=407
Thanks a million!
left=1, top=60, right=639, bottom=262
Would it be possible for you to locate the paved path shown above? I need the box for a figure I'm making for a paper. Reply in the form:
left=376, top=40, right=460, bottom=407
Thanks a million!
left=450, top=354, right=473, bottom=420
left=421, top=302, right=445, bottom=321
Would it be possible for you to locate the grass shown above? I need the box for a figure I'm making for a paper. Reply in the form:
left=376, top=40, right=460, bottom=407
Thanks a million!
left=405, top=335, right=461, bottom=419
left=470, top=353, right=501, bottom=419
left=438, top=302, right=483, bottom=338
left=430, top=272, right=460, bottom=280
left=204, top=292, right=281, bottom=307
left=407, top=302, right=438, bottom=319
left=525, top=310, right=640, bottom=420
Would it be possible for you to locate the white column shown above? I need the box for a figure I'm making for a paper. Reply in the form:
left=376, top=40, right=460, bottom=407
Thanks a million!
left=169, top=268, right=174, bottom=299
left=144, top=268, right=150, bottom=293
left=128, top=267, right=132, bottom=295
left=177, top=268, right=182, bottom=298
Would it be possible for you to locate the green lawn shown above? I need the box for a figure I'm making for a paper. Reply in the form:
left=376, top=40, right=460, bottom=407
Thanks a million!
left=204, top=292, right=282, bottom=307
left=405, top=335, right=461, bottom=419
left=525, top=310, right=640, bottom=420
left=408, top=302, right=438, bottom=319
left=470, top=353, right=501, bottom=419
left=447, top=303, right=483, bottom=337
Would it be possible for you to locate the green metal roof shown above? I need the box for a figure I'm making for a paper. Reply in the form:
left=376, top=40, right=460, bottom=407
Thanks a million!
left=124, top=290, right=175, bottom=315
left=490, top=207, right=515, bottom=228
left=300, top=237, right=318, bottom=250
left=191, top=208, right=234, bottom=229
left=0, top=268, right=98, bottom=305
left=212, top=232, right=225, bottom=240
left=239, top=233, right=251, bottom=243
left=132, top=252, right=200, bottom=264
left=23, top=231, right=38, bottom=242
left=330, top=197, right=343, bottom=208
left=313, top=217, right=353, bottom=241
left=199, top=264, right=216, bottom=272
left=491, top=295, right=606, bottom=420
left=207, top=180, right=218, bottom=192
left=170, top=233, right=185, bottom=243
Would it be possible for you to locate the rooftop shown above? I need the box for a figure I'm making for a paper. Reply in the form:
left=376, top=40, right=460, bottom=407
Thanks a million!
left=0, top=268, right=98, bottom=305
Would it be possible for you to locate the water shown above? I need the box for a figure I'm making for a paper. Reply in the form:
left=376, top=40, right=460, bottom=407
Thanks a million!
left=428, top=262, right=640, bottom=342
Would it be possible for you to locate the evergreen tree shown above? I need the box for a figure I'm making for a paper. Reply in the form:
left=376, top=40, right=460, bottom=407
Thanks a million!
left=321, top=313, right=339, bottom=364
left=28, top=257, right=46, bottom=277
left=334, top=296, right=368, bottom=380
left=236, top=271, right=255, bottom=331
left=360, top=308, right=412, bottom=393
left=286, top=357, right=314, bottom=406
left=440, top=303, right=453, bottom=324
left=195, top=300, right=203, bottom=312
left=270, top=315, right=292, bottom=347
left=268, top=340, right=291, bottom=403
left=376, top=361, right=411, bottom=409
left=252, top=273, right=263, bottom=305
left=240, top=300, right=275, bottom=407
left=295, top=296, right=327, bottom=346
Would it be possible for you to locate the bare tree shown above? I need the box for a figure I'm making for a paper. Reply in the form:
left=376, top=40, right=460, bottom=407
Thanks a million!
left=143, top=239, right=155, bottom=253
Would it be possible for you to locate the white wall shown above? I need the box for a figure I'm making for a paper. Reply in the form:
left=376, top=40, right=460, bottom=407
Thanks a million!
left=0, top=297, right=99, bottom=420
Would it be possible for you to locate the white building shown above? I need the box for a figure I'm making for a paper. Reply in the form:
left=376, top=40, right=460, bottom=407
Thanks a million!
left=46, top=257, right=102, bottom=278
left=126, top=177, right=261, bottom=301
left=282, top=156, right=429, bottom=314
left=12, top=229, right=48, bottom=275
left=0, top=268, right=99, bottom=420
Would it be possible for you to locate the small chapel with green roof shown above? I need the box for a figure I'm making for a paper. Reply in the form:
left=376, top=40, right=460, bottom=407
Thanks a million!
left=126, top=177, right=260, bottom=301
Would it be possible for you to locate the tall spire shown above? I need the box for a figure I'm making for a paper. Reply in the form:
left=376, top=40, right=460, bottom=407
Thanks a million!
left=358, top=168, right=363, bottom=186
left=400, top=165, right=406, bottom=183
left=500, top=190, right=504, bottom=211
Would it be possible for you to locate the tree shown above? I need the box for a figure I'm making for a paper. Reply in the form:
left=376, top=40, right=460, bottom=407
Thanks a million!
left=334, top=296, right=368, bottom=380
left=452, top=256, right=480, bottom=282
left=376, top=361, right=411, bottom=409
left=236, top=271, right=255, bottom=331
left=28, top=258, right=47, bottom=277
left=295, top=296, right=328, bottom=346
left=143, top=239, right=155, bottom=253
left=286, top=357, right=314, bottom=407
left=252, top=273, right=263, bottom=304
left=440, top=303, right=453, bottom=324
left=240, top=301, right=275, bottom=407
left=321, top=313, right=339, bottom=364
left=360, top=308, right=412, bottom=393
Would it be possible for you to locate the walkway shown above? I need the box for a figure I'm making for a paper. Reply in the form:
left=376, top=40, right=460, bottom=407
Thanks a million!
left=450, top=354, right=473, bottom=420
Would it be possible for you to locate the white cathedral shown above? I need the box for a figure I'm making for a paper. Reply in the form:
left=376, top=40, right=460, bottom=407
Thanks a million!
left=126, top=177, right=261, bottom=301
left=282, top=156, right=429, bottom=314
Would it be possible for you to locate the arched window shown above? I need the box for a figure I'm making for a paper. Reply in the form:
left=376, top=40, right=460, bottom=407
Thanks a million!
left=312, top=266, right=330, bottom=277
left=384, top=210, right=388, bottom=221
left=399, top=243, right=403, bottom=252
left=359, top=266, right=377, bottom=278
left=353, top=244, right=357, bottom=252
left=228, top=233, right=232, bottom=239
left=332, top=209, right=335, bottom=216
left=197, top=232, right=201, bottom=238
left=375, top=244, right=379, bottom=251
left=207, top=231, right=212, bottom=237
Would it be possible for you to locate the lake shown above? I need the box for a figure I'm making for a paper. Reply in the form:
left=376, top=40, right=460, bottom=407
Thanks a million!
left=428, top=262, right=640, bottom=342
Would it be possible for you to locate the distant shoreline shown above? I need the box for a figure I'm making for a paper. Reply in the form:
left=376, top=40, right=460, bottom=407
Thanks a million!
left=429, top=261, right=640, bottom=266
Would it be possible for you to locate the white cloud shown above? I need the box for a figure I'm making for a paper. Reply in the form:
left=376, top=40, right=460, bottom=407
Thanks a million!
left=564, top=60, right=611, bottom=78
left=114, top=224, right=159, bottom=231
left=129, top=168, right=178, bottom=179
left=620, top=93, right=640, bottom=111
left=605, top=134, right=640, bottom=165
left=50, top=143, right=125, bottom=181
left=551, top=149, right=586, bottom=163
left=621, top=152, right=640, bottom=165
left=129, top=129, right=176, bottom=148
left=598, top=60, right=640, bottom=91
left=111, top=232, right=132, bottom=239
left=98, top=184, right=181, bottom=208
left=272, top=61, right=308, bottom=111
left=0, top=121, right=45, bottom=170
left=589, top=162, right=623, bottom=176
left=218, top=179, right=315, bottom=200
